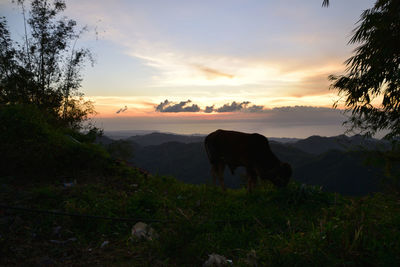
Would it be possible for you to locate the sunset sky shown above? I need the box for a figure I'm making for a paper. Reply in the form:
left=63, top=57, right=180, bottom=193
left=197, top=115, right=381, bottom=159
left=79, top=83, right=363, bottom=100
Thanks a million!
left=0, top=0, right=376, bottom=137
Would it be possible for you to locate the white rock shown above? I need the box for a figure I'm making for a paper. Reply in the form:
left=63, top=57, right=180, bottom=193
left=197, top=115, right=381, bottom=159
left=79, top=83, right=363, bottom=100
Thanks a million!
left=100, top=240, right=109, bottom=248
left=203, top=253, right=232, bottom=266
left=131, top=222, right=158, bottom=241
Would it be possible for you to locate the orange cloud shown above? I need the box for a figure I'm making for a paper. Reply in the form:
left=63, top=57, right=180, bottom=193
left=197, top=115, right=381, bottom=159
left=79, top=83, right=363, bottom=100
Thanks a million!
left=193, top=64, right=235, bottom=80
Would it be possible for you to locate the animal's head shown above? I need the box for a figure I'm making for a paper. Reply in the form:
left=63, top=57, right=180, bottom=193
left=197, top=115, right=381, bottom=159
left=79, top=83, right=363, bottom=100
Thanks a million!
left=265, top=162, right=292, bottom=187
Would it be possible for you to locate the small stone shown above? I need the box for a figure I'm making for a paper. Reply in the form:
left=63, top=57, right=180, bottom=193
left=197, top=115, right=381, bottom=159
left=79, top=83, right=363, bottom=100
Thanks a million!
left=203, top=253, right=232, bottom=266
left=131, top=222, right=158, bottom=241
left=100, top=240, right=109, bottom=248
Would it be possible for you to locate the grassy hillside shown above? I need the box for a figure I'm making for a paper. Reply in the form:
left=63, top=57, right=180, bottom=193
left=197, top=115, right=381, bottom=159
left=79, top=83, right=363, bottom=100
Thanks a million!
left=2, top=167, right=400, bottom=266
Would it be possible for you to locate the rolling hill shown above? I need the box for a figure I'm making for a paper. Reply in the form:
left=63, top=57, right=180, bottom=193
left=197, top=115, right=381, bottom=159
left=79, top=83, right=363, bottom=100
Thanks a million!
left=110, top=132, right=390, bottom=196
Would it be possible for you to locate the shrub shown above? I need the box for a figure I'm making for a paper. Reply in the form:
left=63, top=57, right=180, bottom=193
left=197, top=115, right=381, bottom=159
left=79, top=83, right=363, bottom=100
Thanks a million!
left=0, top=104, right=111, bottom=181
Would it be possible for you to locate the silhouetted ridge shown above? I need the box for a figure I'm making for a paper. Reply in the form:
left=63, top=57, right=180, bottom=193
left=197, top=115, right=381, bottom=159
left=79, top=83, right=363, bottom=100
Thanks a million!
left=127, top=132, right=204, bottom=147
left=290, top=134, right=389, bottom=154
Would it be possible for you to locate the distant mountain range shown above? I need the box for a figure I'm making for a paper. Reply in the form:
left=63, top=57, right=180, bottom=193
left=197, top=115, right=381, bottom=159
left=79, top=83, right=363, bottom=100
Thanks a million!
left=98, top=132, right=393, bottom=196
left=103, top=131, right=302, bottom=144
left=127, top=132, right=204, bottom=146
left=104, top=130, right=165, bottom=140
left=288, top=134, right=390, bottom=154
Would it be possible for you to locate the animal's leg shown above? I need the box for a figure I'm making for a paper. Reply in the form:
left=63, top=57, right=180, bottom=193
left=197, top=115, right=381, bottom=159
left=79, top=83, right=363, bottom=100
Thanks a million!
left=216, top=163, right=226, bottom=191
left=247, top=178, right=252, bottom=192
left=246, top=167, right=257, bottom=192
left=211, top=164, right=219, bottom=186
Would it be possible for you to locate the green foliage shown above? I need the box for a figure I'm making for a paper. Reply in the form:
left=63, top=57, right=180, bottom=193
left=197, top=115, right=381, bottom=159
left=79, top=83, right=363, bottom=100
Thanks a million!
left=366, top=143, right=400, bottom=193
left=330, top=0, right=400, bottom=139
left=0, top=104, right=111, bottom=181
left=0, top=104, right=60, bottom=176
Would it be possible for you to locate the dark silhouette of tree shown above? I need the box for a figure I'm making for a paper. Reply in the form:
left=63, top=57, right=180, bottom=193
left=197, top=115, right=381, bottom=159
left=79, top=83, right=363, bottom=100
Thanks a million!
left=329, top=0, right=400, bottom=139
left=0, top=0, right=94, bottom=129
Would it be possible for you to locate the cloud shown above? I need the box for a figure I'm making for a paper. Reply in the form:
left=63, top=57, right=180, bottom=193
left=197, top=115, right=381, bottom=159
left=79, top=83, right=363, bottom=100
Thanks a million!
left=204, top=105, right=214, bottom=113
left=154, top=99, right=265, bottom=113
left=123, top=39, right=345, bottom=92
left=246, top=105, right=264, bottom=113
left=193, top=64, right=235, bottom=80
left=257, top=106, right=347, bottom=127
left=116, top=106, right=128, bottom=114
left=215, top=101, right=250, bottom=112
left=156, top=99, right=201, bottom=113
left=128, top=44, right=246, bottom=87
left=214, top=101, right=264, bottom=113
left=288, top=73, right=332, bottom=97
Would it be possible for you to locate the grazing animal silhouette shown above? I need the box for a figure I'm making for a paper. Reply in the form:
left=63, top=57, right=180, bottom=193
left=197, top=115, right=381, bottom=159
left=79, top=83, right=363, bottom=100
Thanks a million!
left=204, top=129, right=292, bottom=191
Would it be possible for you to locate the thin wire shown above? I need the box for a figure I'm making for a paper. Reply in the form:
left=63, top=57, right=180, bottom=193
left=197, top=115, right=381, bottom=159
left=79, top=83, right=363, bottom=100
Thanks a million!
left=0, top=205, right=173, bottom=223
left=0, top=205, right=252, bottom=224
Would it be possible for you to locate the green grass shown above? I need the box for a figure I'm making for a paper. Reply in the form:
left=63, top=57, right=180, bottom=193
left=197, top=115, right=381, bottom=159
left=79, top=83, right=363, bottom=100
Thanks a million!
left=1, top=168, right=400, bottom=266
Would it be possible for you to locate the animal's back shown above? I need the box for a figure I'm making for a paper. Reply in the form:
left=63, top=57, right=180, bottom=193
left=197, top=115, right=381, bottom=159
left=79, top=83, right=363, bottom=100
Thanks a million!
left=204, top=129, right=270, bottom=166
